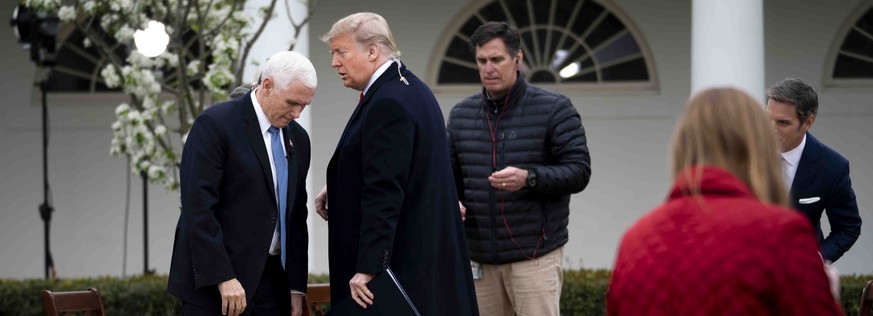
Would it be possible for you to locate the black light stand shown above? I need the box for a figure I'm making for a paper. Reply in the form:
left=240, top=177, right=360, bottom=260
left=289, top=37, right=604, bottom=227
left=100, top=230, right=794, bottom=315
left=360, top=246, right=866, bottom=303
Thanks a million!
left=37, top=78, right=55, bottom=280
left=142, top=171, right=154, bottom=275
left=11, top=4, right=59, bottom=280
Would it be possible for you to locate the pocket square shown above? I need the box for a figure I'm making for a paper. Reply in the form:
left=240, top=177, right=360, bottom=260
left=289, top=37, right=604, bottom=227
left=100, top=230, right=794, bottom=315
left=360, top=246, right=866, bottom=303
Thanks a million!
left=799, top=197, right=821, bottom=204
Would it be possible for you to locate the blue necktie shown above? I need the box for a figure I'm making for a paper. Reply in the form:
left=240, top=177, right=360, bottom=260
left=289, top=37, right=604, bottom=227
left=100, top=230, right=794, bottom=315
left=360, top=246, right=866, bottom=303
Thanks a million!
left=268, top=126, right=288, bottom=268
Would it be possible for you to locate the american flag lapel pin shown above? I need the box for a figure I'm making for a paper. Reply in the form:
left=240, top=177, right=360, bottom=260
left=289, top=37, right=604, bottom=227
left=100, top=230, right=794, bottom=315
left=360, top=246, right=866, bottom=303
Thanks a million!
left=289, top=139, right=294, bottom=147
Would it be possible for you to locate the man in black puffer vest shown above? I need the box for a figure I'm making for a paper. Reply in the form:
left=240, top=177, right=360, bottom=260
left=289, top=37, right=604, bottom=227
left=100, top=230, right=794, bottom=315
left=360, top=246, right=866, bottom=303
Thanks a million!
left=447, top=21, right=592, bottom=316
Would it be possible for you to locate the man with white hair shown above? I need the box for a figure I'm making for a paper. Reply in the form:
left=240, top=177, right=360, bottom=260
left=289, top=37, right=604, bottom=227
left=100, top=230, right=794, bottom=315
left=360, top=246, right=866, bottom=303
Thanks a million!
left=168, top=51, right=316, bottom=316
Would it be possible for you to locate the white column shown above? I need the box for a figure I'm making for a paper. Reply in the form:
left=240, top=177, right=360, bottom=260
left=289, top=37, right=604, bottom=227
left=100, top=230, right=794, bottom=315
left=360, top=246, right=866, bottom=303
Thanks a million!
left=691, top=0, right=764, bottom=98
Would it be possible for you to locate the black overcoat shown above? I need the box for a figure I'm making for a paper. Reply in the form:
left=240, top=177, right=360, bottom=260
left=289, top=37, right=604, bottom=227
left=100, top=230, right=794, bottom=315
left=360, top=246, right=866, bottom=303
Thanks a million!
left=326, top=62, right=478, bottom=315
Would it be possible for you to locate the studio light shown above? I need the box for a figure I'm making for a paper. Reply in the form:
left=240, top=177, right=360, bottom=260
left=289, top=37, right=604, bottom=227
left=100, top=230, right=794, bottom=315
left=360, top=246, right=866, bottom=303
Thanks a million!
left=559, top=62, right=580, bottom=79
left=134, top=20, right=169, bottom=57
left=10, top=4, right=59, bottom=66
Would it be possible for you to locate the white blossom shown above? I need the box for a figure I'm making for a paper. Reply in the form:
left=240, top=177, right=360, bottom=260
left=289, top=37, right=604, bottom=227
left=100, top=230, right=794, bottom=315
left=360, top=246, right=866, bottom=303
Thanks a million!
left=148, top=164, right=164, bottom=179
left=102, top=65, right=120, bottom=88
left=110, top=137, right=121, bottom=155
left=232, top=11, right=249, bottom=23
left=160, top=100, right=175, bottom=114
left=186, top=60, right=201, bottom=75
left=117, top=0, right=132, bottom=13
left=82, top=0, right=95, bottom=13
left=82, top=37, right=91, bottom=48
left=58, top=6, right=76, bottom=22
left=24, top=0, right=59, bottom=11
left=163, top=53, right=179, bottom=68
left=100, top=14, right=117, bottom=31
left=126, top=109, right=142, bottom=123
left=114, top=102, right=129, bottom=116
left=154, top=125, right=167, bottom=136
left=114, top=25, right=135, bottom=44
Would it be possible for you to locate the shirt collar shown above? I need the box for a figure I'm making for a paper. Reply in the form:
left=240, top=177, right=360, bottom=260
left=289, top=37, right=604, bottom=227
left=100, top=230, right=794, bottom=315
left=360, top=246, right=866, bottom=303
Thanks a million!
left=363, top=59, right=396, bottom=96
left=250, top=88, right=273, bottom=134
left=780, top=133, right=806, bottom=167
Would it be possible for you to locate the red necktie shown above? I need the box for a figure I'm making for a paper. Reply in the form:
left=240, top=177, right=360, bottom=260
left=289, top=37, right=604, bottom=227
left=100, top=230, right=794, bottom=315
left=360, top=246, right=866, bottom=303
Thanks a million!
left=359, top=92, right=364, bottom=103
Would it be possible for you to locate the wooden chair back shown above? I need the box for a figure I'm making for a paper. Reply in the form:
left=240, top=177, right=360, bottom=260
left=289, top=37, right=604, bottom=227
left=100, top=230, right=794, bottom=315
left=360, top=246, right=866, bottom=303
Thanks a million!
left=861, top=280, right=873, bottom=316
left=41, top=287, right=106, bottom=316
left=303, top=283, right=331, bottom=316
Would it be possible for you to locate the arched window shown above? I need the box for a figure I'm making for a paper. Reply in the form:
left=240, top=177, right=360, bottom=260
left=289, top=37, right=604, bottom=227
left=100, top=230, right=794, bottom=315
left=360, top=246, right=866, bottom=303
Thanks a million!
left=428, top=0, right=657, bottom=91
left=46, top=26, right=123, bottom=92
left=825, top=2, right=873, bottom=87
left=46, top=23, right=206, bottom=93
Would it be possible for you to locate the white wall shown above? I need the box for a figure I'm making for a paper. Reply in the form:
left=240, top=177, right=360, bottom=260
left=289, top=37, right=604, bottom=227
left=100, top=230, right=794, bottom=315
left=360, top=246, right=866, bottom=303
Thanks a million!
left=1, top=0, right=870, bottom=280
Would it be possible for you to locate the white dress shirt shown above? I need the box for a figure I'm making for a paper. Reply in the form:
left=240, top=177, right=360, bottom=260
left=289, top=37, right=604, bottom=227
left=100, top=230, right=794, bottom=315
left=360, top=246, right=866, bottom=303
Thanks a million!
left=362, top=59, right=397, bottom=97
left=780, top=134, right=806, bottom=190
left=250, top=90, right=286, bottom=256
left=251, top=90, right=305, bottom=295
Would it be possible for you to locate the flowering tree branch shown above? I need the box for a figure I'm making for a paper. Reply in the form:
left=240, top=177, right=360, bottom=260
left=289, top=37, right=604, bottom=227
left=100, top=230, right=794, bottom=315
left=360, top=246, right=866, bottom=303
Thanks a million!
left=25, top=0, right=314, bottom=190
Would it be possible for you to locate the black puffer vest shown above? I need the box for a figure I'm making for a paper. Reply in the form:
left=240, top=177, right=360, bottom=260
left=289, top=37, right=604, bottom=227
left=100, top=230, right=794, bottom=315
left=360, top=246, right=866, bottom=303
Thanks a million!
left=447, top=75, right=591, bottom=264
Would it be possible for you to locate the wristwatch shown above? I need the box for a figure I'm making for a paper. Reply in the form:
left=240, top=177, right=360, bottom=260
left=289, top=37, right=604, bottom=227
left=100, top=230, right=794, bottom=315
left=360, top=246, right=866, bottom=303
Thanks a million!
left=526, top=169, right=538, bottom=188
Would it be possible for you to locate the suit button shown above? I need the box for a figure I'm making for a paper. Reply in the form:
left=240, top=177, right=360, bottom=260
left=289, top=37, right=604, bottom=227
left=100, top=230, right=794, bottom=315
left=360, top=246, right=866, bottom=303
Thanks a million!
left=270, top=217, right=277, bottom=224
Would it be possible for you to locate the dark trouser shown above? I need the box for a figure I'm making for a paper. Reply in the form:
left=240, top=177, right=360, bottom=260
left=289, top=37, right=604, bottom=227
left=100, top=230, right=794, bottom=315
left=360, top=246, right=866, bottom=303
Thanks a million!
left=184, top=255, right=289, bottom=315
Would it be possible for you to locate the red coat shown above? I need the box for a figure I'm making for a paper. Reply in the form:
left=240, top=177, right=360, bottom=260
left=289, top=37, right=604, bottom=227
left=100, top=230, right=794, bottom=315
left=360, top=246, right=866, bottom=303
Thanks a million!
left=608, top=167, right=842, bottom=316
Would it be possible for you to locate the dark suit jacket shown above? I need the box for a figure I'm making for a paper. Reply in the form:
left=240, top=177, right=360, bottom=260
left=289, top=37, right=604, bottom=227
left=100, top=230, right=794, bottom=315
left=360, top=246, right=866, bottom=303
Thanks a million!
left=790, top=132, right=861, bottom=262
left=167, top=94, right=310, bottom=308
left=326, top=62, right=478, bottom=315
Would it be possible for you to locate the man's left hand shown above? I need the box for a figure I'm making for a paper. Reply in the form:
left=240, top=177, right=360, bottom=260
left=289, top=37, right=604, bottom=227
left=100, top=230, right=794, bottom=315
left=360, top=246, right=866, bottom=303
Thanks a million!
left=349, top=273, right=375, bottom=308
left=489, top=166, right=528, bottom=192
left=290, top=293, right=304, bottom=316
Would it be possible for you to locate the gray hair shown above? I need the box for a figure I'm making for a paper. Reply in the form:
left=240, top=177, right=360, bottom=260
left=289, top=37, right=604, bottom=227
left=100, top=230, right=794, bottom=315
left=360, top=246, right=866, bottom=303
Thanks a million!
left=228, top=84, right=253, bottom=100
left=320, top=12, right=401, bottom=59
left=765, top=78, right=818, bottom=124
left=261, top=51, right=318, bottom=91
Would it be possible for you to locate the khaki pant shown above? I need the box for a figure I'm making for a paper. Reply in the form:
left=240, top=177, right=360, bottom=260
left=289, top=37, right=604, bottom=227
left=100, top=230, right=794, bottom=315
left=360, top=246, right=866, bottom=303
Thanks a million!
left=474, top=246, right=564, bottom=316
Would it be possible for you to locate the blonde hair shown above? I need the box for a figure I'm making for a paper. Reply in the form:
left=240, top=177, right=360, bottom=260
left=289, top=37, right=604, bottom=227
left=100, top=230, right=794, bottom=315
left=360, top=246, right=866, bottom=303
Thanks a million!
left=671, top=87, right=788, bottom=206
left=320, top=12, right=401, bottom=59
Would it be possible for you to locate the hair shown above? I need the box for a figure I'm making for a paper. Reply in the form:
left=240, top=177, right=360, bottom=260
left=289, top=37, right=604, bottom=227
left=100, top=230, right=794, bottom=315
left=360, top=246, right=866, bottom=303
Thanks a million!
left=765, top=78, right=818, bottom=124
left=671, top=87, right=788, bottom=206
left=260, top=51, right=318, bottom=91
left=320, top=12, right=401, bottom=59
left=227, top=84, right=253, bottom=100
left=468, top=21, right=522, bottom=57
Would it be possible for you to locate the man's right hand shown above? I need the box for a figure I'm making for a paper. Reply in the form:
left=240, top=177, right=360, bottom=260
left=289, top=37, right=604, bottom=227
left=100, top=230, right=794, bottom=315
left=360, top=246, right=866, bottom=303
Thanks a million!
left=218, top=278, right=246, bottom=316
left=458, top=201, right=466, bottom=221
left=315, top=186, right=329, bottom=221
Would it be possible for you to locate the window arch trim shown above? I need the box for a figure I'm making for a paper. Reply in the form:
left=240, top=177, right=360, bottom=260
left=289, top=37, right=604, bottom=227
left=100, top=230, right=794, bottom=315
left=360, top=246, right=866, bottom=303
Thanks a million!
left=426, top=0, right=659, bottom=94
left=823, top=0, right=873, bottom=89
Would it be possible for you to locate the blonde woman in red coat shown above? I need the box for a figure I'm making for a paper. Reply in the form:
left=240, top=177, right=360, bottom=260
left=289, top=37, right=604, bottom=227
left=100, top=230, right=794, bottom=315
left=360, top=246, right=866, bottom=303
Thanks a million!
left=607, top=87, right=843, bottom=316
